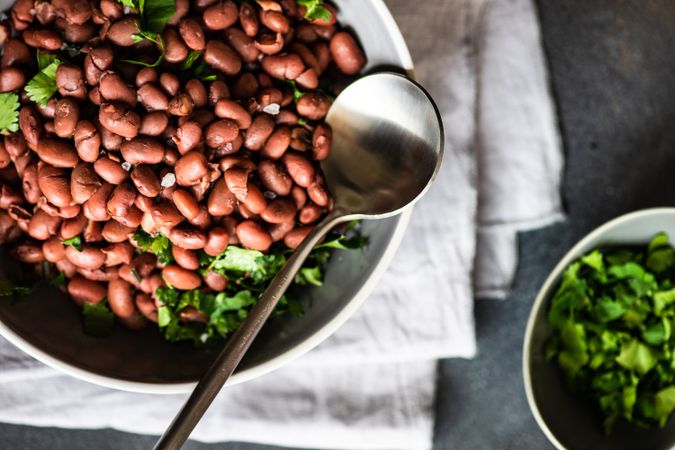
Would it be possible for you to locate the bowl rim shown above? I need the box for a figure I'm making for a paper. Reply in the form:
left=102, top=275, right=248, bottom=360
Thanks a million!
left=0, top=0, right=416, bottom=395
left=522, top=207, right=675, bottom=449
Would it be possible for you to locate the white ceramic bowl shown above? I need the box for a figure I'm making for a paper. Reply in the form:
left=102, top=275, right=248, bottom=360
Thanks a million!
left=0, top=0, right=415, bottom=394
left=524, top=208, right=675, bottom=450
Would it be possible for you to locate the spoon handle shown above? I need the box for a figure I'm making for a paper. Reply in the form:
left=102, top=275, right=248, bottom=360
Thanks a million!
left=153, top=210, right=345, bottom=450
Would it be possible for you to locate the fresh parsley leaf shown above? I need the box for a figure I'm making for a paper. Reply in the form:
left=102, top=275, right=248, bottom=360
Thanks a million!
left=143, top=0, right=176, bottom=34
left=206, top=246, right=267, bottom=274
left=25, top=59, right=62, bottom=107
left=37, top=52, right=59, bottom=70
left=62, top=236, right=83, bottom=252
left=115, top=0, right=138, bottom=9
left=296, top=0, right=332, bottom=22
left=132, top=229, right=154, bottom=252
left=285, top=79, right=305, bottom=102
left=82, top=301, right=115, bottom=337
left=295, top=266, right=323, bottom=286
left=181, top=50, right=202, bottom=70
left=0, top=93, right=20, bottom=134
left=181, top=51, right=217, bottom=81
left=122, top=32, right=166, bottom=68
left=132, top=230, right=173, bottom=264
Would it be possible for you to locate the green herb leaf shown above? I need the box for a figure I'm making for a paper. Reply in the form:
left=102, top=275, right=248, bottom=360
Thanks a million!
left=143, top=0, right=176, bottom=34
left=0, top=93, right=20, bottom=134
left=50, top=271, right=66, bottom=288
left=62, top=236, right=83, bottom=252
left=296, top=0, right=332, bottom=22
left=25, top=59, right=62, bottom=107
left=615, top=339, right=658, bottom=375
left=285, top=79, right=305, bottom=102
left=82, top=301, right=115, bottom=337
left=133, top=230, right=173, bottom=264
left=295, top=266, right=323, bottom=286
left=122, top=32, right=166, bottom=68
left=115, top=0, right=138, bottom=9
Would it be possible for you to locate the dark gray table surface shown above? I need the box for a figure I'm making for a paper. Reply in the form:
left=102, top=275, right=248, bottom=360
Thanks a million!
left=3, top=0, right=674, bottom=448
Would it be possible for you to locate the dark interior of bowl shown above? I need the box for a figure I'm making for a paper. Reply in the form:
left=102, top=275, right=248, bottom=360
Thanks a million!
left=0, top=217, right=401, bottom=384
left=529, top=292, right=675, bottom=450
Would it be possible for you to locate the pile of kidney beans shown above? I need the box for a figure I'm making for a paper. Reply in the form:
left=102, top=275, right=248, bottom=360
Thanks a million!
left=0, top=0, right=366, bottom=329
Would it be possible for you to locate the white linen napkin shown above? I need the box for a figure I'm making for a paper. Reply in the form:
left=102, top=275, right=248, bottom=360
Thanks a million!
left=0, top=1, right=563, bottom=449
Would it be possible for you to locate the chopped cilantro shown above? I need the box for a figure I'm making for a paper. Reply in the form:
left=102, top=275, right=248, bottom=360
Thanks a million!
left=546, top=233, right=675, bottom=432
left=296, top=0, right=332, bottom=22
left=0, top=93, right=20, bottom=134
left=132, top=230, right=173, bottom=264
left=62, top=236, right=83, bottom=252
left=24, top=58, right=62, bottom=106
left=285, top=79, right=305, bottom=102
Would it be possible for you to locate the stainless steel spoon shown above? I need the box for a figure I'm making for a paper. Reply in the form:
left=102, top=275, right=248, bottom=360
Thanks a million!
left=154, top=72, right=444, bottom=450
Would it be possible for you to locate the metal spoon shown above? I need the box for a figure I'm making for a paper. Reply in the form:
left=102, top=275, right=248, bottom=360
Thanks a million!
left=154, top=72, right=444, bottom=449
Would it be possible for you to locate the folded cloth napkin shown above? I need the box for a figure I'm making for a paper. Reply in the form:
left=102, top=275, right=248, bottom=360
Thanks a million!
left=0, top=1, right=563, bottom=449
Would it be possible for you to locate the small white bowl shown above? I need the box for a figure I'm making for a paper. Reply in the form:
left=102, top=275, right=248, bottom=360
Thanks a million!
left=524, top=208, right=675, bottom=450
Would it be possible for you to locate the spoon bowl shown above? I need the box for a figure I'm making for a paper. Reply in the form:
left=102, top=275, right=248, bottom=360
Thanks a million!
left=325, top=73, right=444, bottom=218
left=155, top=72, right=444, bottom=449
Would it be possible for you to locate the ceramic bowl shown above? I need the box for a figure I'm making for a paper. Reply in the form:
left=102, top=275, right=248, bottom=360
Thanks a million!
left=524, top=208, right=675, bottom=449
left=0, top=0, right=414, bottom=394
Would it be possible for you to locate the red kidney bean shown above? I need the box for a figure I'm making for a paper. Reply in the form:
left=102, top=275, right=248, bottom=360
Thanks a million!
left=207, top=177, right=236, bottom=216
left=224, top=167, right=248, bottom=201
left=28, top=208, right=62, bottom=240
left=67, top=276, right=106, bottom=306
left=121, top=137, right=166, bottom=165
left=168, top=0, right=189, bottom=24
left=42, top=236, right=66, bottom=262
left=260, top=198, right=296, bottom=224
left=244, top=114, right=275, bottom=151
left=107, top=17, right=141, bottom=46
left=162, top=264, right=201, bottom=290
left=175, top=151, right=208, bottom=186
left=172, top=189, right=200, bottom=221
left=257, top=159, right=293, bottom=196
left=163, top=28, right=189, bottom=64
left=65, top=244, right=105, bottom=269
left=225, top=27, right=259, bottom=63
left=311, top=122, right=332, bottom=160
left=54, top=98, right=80, bottom=138
left=139, top=111, right=169, bottom=136
left=130, top=165, right=160, bottom=198
left=231, top=72, right=258, bottom=100
left=99, top=71, right=137, bottom=107
left=208, top=80, right=230, bottom=105
left=102, top=242, right=134, bottom=266
left=261, top=127, right=291, bottom=160
left=135, top=292, right=157, bottom=322
left=299, top=203, right=323, bottom=224
left=261, top=54, right=305, bottom=80
left=330, top=31, right=367, bottom=76
left=236, top=220, right=272, bottom=251
left=172, top=121, right=202, bottom=154
left=135, top=68, right=157, bottom=87
left=284, top=225, right=313, bottom=249
left=307, top=178, right=329, bottom=207
left=93, top=157, right=129, bottom=185
left=268, top=219, right=294, bottom=242
left=99, top=102, right=140, bottom=138
left=106, top=182, right=136, bottom=218
left=290, top=185, right=307, bottom=209
left=38, top=163, right=73, bottom=207
left=107, top=279, right=134, bottom=318
left=204, top=271, right=228, bottom=291
left=215, top=99, right=252, bottom=129
left=55, top=64, right=86, bottom=100
left=159, top=72, right=181, bottom=97
left=83, top=219, right=103, bottom=242
left=203, top=227, right=228, bottom=256
left=178, top=19, right=205, bottom=51
left=296, top=92, right=331, bottom=120
left=22, top=28, right=62, bottom=50
left=185, top=79, right=208, bottom=108
left=168, top=226, right=207, bottom=250
left=150, top=200, right=183, bottom=228
left=21, top=162, right=40, bottom=204
left=18, top=106, right=41, bottom=149
left=0, top=67, right=24, bottom=92
left=238, top=1, right=258, bottom=36
left=84, top=45, right=113, bottom=86
left=138, top=83, right=169, bottom=112
left=70, top=163, right=101, bottom=204
left=204, top=40, right=242, bottom=76
left=203, top=0, right=238, bottom=30
left=83, top=187, right=114, bottom=223
left=172, top=245, right=200, bottom=270
left=205, top=119, right=239, bottom=149
left=60, top=213, right=87, bottom=239
left=283, top=152, right=315, bottom=188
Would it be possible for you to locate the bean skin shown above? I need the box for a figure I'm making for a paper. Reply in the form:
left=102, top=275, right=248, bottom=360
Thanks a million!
left=21, top=162, right=40, bottom=204
left=138, top=83, right=169, bottom=112
left=204, top=40, right=242, bottom=76
left=163, top=28, right=189, bottom=64
left=121, top=137, right=165, bottom=165
left=172, top=245, right=200, bottom=270
left=268, top=219, right=294, bottom=242
left=239, top=1, right=258, bottom=36
left=162, top=264, right=201, bottom=290
left=312, top=122, right=332, bottom=160
left=179, top=19, right=205, bottom=50
left=284, top=226, right=313, bottom=249
left=99, top=71, right=137, bottom=107
left=283, top=152, right=315, bottom=188
left=131, top=165, right=161, bottom=198
left=99, top=102, right=140, bottom=139
left=215, top=99, right=252, bottom=129
left=204, top=227, right=229, bottom=256
left=65, top=245, right=105, bottom=269
left=172, top=189, right=200, bottom=220
left=207, top=177, right=237, bottom=216
left=28, top=209, right=62, bottom=240
left=150, top=201, right=183, bottom=228
left=60, top=213, right=87, bottom=239
left=22, top=28, right=62, bottom=50
left=55, top=64, right=86, bottom=100
left=203, top=0, right=238, bottom=30
left=175, top=151, right=208, bottom=186
left=107, top=17, right=141, bottom=47
left=296, top=92, right=331, bottom=120
left=84, top=45, right=113, bottom=86
left=139, top=111, right=169, bottom=136
left=71, top=163, right=101, bottom=204
left=93, top=157, right=129, bottom=185
left=225, top=27, right=259, bottom=63
left=244, top=114, right=275, bottom=151
left=261, top=53, right=305, bottom=80
left=260, top=198, right=296, bottom=224
left=19, top=106, right=41, bottom=148
left=106, top=183, right=136, bottom=217
left=167, top=93, right=195, bottom=117
left=224, top=167, right=248, bottom=201
left=43, top=236, right=66, bottom=262
left=67, top=276, right=106, bottom=306
left=173, top=121, right=202, bottom=154
left=135, top=292, right=158, bottom=322
left=185, top=80, right=208, bottom=108
left=83, top=182, right=114, bottom=222
left=135, top=67, right=157, bottom=87
left=257, top=159, right=292, bottom=196
left=2, top=40, right=31, bottom=68
left=330, top=31, right=367, bottom=75
left=299, top=203, right=323, bottom=224
left=168, top=226, right=207, bottom=250
left=38, top=163, right=73, bottom=207
left=54, top=98, right=80, bottom=138
left=159, top=73, right=181, bottom=97
left=261, top=127, right=291, bottom=159
left=205, top=119, right=239, bottom=149
left=102, top=242, right=134, bottom=266
left=307, top=179, right=329, bottom=207
left=108, top=279, right=135, bottom=318
left=236, top=220, right=272, bottom=251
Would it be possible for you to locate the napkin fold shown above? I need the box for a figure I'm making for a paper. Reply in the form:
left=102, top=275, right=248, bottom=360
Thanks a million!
left=0, top=1, right=563, bottom=449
